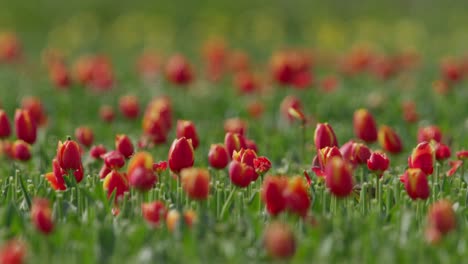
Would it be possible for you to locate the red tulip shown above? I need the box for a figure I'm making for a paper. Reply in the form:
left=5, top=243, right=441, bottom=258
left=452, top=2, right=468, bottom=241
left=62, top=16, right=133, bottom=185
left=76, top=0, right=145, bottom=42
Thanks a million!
left=261, top=176, right=288, bottom=216
left=417, top=126, right=442, bottom=143
left=367, top=152, right=390, bottom=177
left=280, top=96, right=303, bottom=122
left=103, top=170, right=129, bottom=202
left=228, top=160, right=255, bottom=187
left=408, top=141, right=435, bottom=175
left=56, top=139, right=82, bottom=171
left=224, top=118, right=247, bottom=136
left=166, top=209, right=197, bottom=232
left=353, top=108, right=378, bottom=143
left=284, top=176, right=310, bottom=217
left=0, top=109, right=11, bottom=138
left=254, top=156, right=272, bottom=175
left=90, top=144, right=107, bottom=159
left=456, top=150, right=468, bottom=160
left=246, top=101, right=265, bottom=119
left=127, top=152, right=153, bottom=175
left=44, top=158, right=67, bottom=190
left=136, top=51, right=162, bottom=81
left=99, top=164, right=112, bottom=179
left=142, top=97, right=173, bottom=144
left=11, top=140, right=31, bottom=161
left=234, top=71, right=258, bottom=94
left=21, top=97, right=47, bottom=127
left=176, top=120, right=199, bottom=149
left=400, top=168, right=430, bottom=200
left=99, top=105, right=115, bottom=123
left=75, top=126, right=94, bottom=147
left=325, top=157, right=354, bottom=198
left=350, top=143, right=371, bottom=165
left=263, top=222, right=296, bottom=260
left=102, top=150, right=125, bottom=169
left=181, top=168, right=210, bottom=200
left=127, top=152, right=157, bottom=191
left=314, top=123, right=338, bottom=150
left=14, top=109, right=37, bottom=144
left=402, top=101, right=419, bottom=123
left=224, top=132, right=246, bottom=157
left=165, top=54, right=193, bottom=85
left=208, top=144, right=229, bottom=169
left=245, top=138, right=258, bottom=153
left=0, top=32, right=22, bottom=62
left=378, top=125, right=403, bottom=154
left=232, top=148, right=257, bottom=167
left=115, top=134, right=134, bottom=159
left=435, top=143, right=451, bottom=161
left=31, top=198, right=54, bottom=235
left=168, top=137, right=195, bottom=173
left=446, top=160, right=463, bottom=177
left=0, top=239, right=26, bottom=264
left=142, top=201, right=167, bottom=227
left=49, top=62, right=71, bottom=89
left=313, top=146, right=342, bottom=177
left=153, top=161, right=168, bottom=174
left=119, top=95, right=140, bottom=119
left=427, top=199, right=456, bottom=235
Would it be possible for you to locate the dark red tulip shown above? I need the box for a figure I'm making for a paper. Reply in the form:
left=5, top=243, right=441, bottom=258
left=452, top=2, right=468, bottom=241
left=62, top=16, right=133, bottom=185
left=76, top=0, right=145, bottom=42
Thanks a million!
left=142, top=201, right=167, bottom=227
left=284, top=176, right=310, bottom=217
left=168, top=137, right=195, bottom=173
left=325, top=157, right=354, bottom=198
left=119, top=95, right=140, bottom=119
left=408, top=141, right=435, bottom=175
left=14, top=109, right=37, bottom=145
left=353, top=108, right=378, bottom=143
left=417, top=126, right=442, bottom=143
left=31, top=198, right=54, bottom=235
left=224, top=132, right=246, bottom=157
left=181, top=168, right=210, bottom=200
left=0, top=109, right=11, bottom=138
left=11, top=140, right=31, bottom=161
left=21, top=97, right=47, bottom=127
left=90, top=144, right=107, bottom=159
left=378, top=125, right=403, bottom=154
left=165, top=54, right=194, bottom=85
left=261, top=176, right=288, bottom=216
left=263, top=222, right=296, bottom=260
left=228, top=160, right=255, bottom=187
left=103, top=170, right=129, bottom=202
left=115, top=134, right=134, bottom=159
left=314, top=123, right=338, bottom=150
left=400, top=168, right=430, bottom=200
left=176, top=120, right=199, bottom=149
left=435, top=143, right=451, bottom=161
left=208, top=144, right=229, bottom=169
left=99, top=105, right=115, bottom=123
left=367, top=152, right=390, bottom=177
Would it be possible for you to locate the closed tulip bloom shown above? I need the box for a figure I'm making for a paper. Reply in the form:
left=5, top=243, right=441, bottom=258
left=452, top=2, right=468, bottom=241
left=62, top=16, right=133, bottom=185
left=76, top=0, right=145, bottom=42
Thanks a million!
left=103, top=170, right=129, bottom=202
left=427, top=200, right=456, bottom=235
left=115, top=134, right=134, bottom=158
left=90, top=144, right=107, bottom=159
left=181, top=168, right=210, bottom=200
left=245, top=138, right=258, bottom=153
left=168, top=137, right=195, bottom=173
left=99, top=164, right=112, bottom=179
left=176, top=120, right=199, bottom=149
left=224, top=132, right=246, bottom=157
left=31, top=198, right=54, bottom=235
left=142, top=201, right=167, bottom=227
left=57, top=139, right=82, bottom=171
left=367, top=152, right=390, bottom=177
left=11, top=140, right=31, bottom=161
left=99, top=105, right=115, bottom=123
left=208, top=144, right=229, bottom=169
left=261, top=176, right=288, bottom=216
left=435, top=143, right=451, bottom=161
left=228, top=160, right=255, bottom=187
left=165, top=54, right=194, bottom=85
left=351, top=143, right=371, bottom=165
left=153, top=161, right=168, bottom=174
left=44, top=158, right=67, bottom=191
left=0, top=110, right=11, bottom=138
left=119, top=95, right=140, bottom=119
left=314, top=123, right=338, bottom=150
left=102, top=151, right=125, bottom=169
left=353, top=108, right=378, bottom=143
left=400, top=168, right=430, bottom=200
left=14, top=109, right=37, bottom=144
left=284, top=176, right=311, bottom=217
left=75, top=126, right=94, bottom=147
left=408, top=141, right=435, bottom=175
left=378, top=125, right=403, bottom=154
left=0, top=239, right=26, bottom=264
left=127, top=152, right=153, bottom=175
left=128, top=166, right=157, bottom=191
left=418, top=126, right=442, bottom=143
left=325, top=157, right=354, bottom=198
left=263, top=222, right=296, bottom=260
left=224, top=118, right=247, bottom=136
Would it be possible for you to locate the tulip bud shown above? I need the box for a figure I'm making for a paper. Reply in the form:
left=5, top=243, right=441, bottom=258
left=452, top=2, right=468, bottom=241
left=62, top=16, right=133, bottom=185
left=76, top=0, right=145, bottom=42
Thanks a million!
left=103, top=170, right=129, bottom=203
left=128, top=166, right=157, bottom=191
left=102, top=151, right=125, bottom=169
left=325, top=157, right=354, bottom=197
left=11, top=140, right=31, bottom=161
left=21, top=97, right=47, bottom=127
left=228, top=160, right=255, bottom=187
left=168, top=137, right=195, bottom=173
left=165, top=54, right=194, bottom=85
left=353, top=108, right=378, bottom=143
left=418, top=126, right=442, bottom=143
left=408, top=141, right=435, bottom=175
left=57, top=139, right=82, bottom=171
left=261, top=176, right=288, bottom=216
left=14, top=109, right=37, bottom=144
left=456, top=150, right=468, bottom=160
left=208, top=144, right=229, bottom=169
left=378, top=125, right=403, bottom=154
left=400, top=168, right=430, bottom=200
left=0, top=239, right=26, bottom=264
left=119, top=95, right=140, bottom=119
left=115, top=134, right=134, bottom=158
left=224, top=118, right=247, bottom=136
left=318, top=146, right=342, bottom=169
left=435, top=143, right=451, bottom=161
left=99, top=105, right=115, bottom=123
left=142, top=201, right=167, bottom=227
left=427, top=200, right=456, bottom=236
left=31, top=198, right=54, bottom=235
left=284, top=176, right=311, bottom=217
left=0, top=109, right=11, bottom=138
left=75, top=126, right=94, bottom=147
left=314, top=123, right=338, bottom=150
left=224, top=132, right=246, bottom=157
left=127, top=152, right=153, bottom=175
left=367, top=152, right=390, bottom=177
left=263, top=222, right=296, bottom=260
left=90, top=144, right=107, bottom=159
left=180, top=168, right=210, bottom=200
left=166, top=209, right=197, bottom=232
left=350, top=143, right=371, bottom=165
left=176, top=120, right=199, bottom=149
left=254, top=156, right=272, bottom=175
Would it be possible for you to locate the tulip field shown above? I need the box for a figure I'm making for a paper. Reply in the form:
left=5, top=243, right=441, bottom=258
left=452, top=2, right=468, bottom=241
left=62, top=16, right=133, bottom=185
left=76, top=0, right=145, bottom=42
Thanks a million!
left=1, top=1, right=468, bottom=263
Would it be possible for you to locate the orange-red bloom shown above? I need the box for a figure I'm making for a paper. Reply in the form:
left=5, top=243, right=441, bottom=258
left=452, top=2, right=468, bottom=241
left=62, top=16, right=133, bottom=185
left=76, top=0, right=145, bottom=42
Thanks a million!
left=31, top=198, right=54, bottom=235
left=254, top=156, right=272, bottom=175
left=127, top=152, right=157, bottom=191
left=75, top=126, right=94, bottom=147
left=57, top=139, right=82, bottom=171
left=261, top=176, right=288, bottom=216
left=208, top=144, right=229, bottom=169
left=165, top=54, right=194, bottom=85
left=14, top=109, right=37, bottom=145
left=314, top=123, right=338, bottom=150
left=425, top=200, right=456, bottom=244
left=180, top=168, right=210, bottom=200
left=0, top=239, right=26, bottom=264
left=456, top=150, right=468, bottom=160
left=99, top=105, right=115, bottom=123
left=176, top=120, right=199, bottom=149
left=280, top=96, right=303, bottom=123
left=11, top=140, right=31, bottom=161
left=400, top=168, right=430, bottom=200
left=313, top=146, right=342, bottom=177
left=325, top=157, right=354, bottom=198
left=408, top=141, right=435, bottom=175
left=0, top=32, right=22, bottom=62
left=378, top=125, right=403, bottom=154
left=142, top=97, right=173, bottom=144
left=119, top=95, right=140, bottom=119
left=263, top=222, right=296, bottom=260
left=142, top=201, right=167, bottom=227
left=284, top=177, right=311, bottom=217
left=115, top=134, right=134, bottom=159
left=166, top=209, right=197, bottom=232
left=168, top=137, right=195, bottom=173
left=21, top=97, right=47, bottom=127
left=0, top=109, right=11, bottom=138
left=353, top=108, right=378, bottom=143
left=103, top=170, right=129, bottom=202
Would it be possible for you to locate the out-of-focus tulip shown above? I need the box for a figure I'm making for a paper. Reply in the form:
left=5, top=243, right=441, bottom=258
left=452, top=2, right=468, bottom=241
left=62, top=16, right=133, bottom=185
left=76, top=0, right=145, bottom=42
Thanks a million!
left=31, top=198, right=54, bottom=235
left=180, top=168, right=210, bottom=200
left=325, top=157, right=354, bottom=197
left=246, top=101, right=265, bottom=119
left=425, top=199, right=456, bottom=244
left=263, top=222, right=296, bottom=260
left=11, top=140, right=31, bottom=161
left=165, top=54, right=194, bottom=86
left=90, top=144, right=107, bottom=159
left=224, top=118, right=247, bottom=136
left=261, top=176, right=288, bottom=216
left=103, top=170, right=129, bottom=202
left=400, top=168, right=430, bottom=200
left=435, top=143, right=451, bottom=161
left=418, top=126, right=442, bottom=143
left=21, top=97, right=47, bottom=127
left=0, top=109, right=11, bottom=138
left=115, top=134, right=134, bottom=159
left=313, top=146, right=342, bottom=177
left=14, top=109, right=37, bottom=145
left=142, top=201, right=167, bottom=227
left=208, top=144, right=229, bottom=169
left=142, top=97, right=173, bottom=144
left=0, top=32, right=22, bottom=62
left=224, top=132, right=246, bottom=157
left=75, top=126, right=94, bottom=147
left=280, top=96, right=303, bottom=123
left=0, top=239, right=26, bottom=264
left=176, top=120, right=199, bottom=149
left=119, top=95, right=140, bottom=119
left=284, top=177, right=311, bottom=217
left=102, top=150, right=125, bottom=169
left=353, top=108, right=378, bottom=143
left=408, top=141, right=435, bottom=175
left=166, top=209, right=197, bottom=232
left=99, top=105, right=115, bottom=123
left=127, top=152, right=157, bottom=191
left=456, top=150, right=468, bottom=160
left=228, top=160, right=255, bottom=187
left=378, top=125, right=403, bottom=154
left=402, top=101, right=419, bottom=123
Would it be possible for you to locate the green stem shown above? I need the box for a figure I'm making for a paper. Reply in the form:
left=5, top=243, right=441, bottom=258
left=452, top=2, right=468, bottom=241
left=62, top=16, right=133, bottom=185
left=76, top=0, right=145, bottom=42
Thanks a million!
left=220, top=186, right=237, bottom=219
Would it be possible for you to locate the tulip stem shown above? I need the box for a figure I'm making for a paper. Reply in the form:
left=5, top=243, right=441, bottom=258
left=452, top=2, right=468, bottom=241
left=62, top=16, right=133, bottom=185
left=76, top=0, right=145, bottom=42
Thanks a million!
left=220, top=186, right=236, bottom=219
left=301, top=122, right=306, bottom=163
left=16, top=169, right=31, bottom=210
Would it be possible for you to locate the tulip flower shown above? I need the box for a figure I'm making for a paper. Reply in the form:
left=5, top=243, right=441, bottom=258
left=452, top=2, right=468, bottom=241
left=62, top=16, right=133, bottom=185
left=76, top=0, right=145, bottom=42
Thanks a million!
left=313, top=146, right=342, bottom=177
left=14, top=109, right=37, bottom=144
left=0, top=109, right=11, bottom=138
left=232, top=148, right=257, bottom=167
left=314, top=123, right=338, bottom=150
left=142, top=97, right=173, bottom=144
left=284, top=176, right=311, bottom=217
left=0, top=32, right=22, bottom=62
left=261, top=176, right=288, bottom=216
left=90, top=144, right=107, bottom=159
left=353, top=108, right=378, bottom=143
left=31, top=198, right=54, bottom=235
left=402, top=101, right=419, bottom=123
left=367, top=152, right=390, bottom=177
left=56, top=139, right=84, bottom=182
left=11, top=140, right=31, bottom=161
left=425, top=200, right=456, bottom=244
left=75, top=126, right=94, bottom=147
left=0, top=239, right=26, bottom=264
left=142, top=201, right=167, bottom=227
left=153, top=161, right=168, bottom=174
left=435, top=143, right=451, bottom=161
left=99, top=105, right=115, bottom=123
left=456, top=150, right=468, bottom=160
left=103, top=170, right=129, bottom=202
left=246, top=101, right=265, bottom=119
left=400, top=168, right=430, bottom=200
left=165, top=54, right=194, bottom=85
left=119, top=95, right=140, bottom=119
left=378, top=125, right=403, bottom=154
left=208, top=144, right=229, bottom=169
left=254, top=156, right=272, bottom=175
left=49, top=62, right=71, bottom=89
left=234, top=71, right=258, bottom=94
left=168, top=137, right=195, bottom=173
left=325, top=157, right=354, bottom=197
left=228, top=160, right=255, bottom=187
left=176, top=120, right=199, bottom=149
left=418, top=126, right=442, bottom=143
left=263, top=222, right=296, bottom=260
left=224, top=132, right=246, bottom=157
left=224, top=118, right=247, bottom=136
left=115, top=134, right=134, bottom=159
left=350, top=143, right=371, bottom=165
left=99, top=164, right=112, bottom=179
left=102, top=150, right=125, bottom=169
left=127, top=152, right=157, bottom=191
left=408, top=141, right=435, bottom=175
left=44, top=158, right=67, bottom=191
left=166, top=209, right=197, bottom=232
left=21, top=97, right=47, bottom=127
left=280, top=96, right=303, bottom=122
left=180, top=168, right=210, bottom=200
